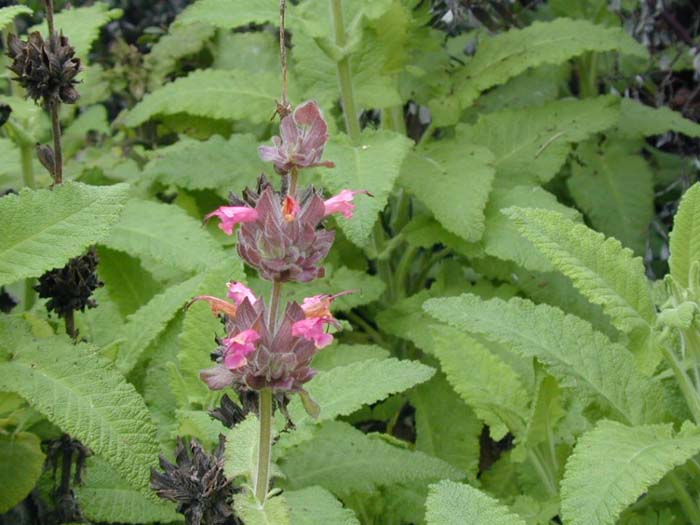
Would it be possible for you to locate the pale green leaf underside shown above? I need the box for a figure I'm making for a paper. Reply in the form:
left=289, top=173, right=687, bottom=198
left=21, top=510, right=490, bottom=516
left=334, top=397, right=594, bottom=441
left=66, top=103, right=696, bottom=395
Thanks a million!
left=123, top=69, right=283, bottom=126
left=286, top=486, right=360, bottom=525
left=400, top=143, right=495, bottom=242
left=669, top=184, right=700, bottom=289
left=324, top=130, right=413, bottom=246
left=505, top=207, right=656, bottom=336
left=76, top=457, right=180, bottom=524
left=0, top=5, right=32, bottom=29
left=280, top=421, right=463, bottom=497
left=105, top=198, right=227, bottom=274
left=561, top=421, right=700, bottom=525
left=426, top=481, right=525, bottom=525
left=456, top=18, right=647, bottom=109
left=0, top=432, right=45, bottom=513
left=0, top=329, right=159, bottom=492
left=235, top=492, right=291, bottom=525
left=424, top=294, right=663, bottom=425
left=224, top=414, right=259, bottom=481
left=0, top=182, right=129, bottom=287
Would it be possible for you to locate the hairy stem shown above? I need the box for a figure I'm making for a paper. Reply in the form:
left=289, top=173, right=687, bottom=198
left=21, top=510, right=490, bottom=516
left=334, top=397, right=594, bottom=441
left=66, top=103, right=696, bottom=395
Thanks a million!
left=660, top=337, right=700, bottom=424
left=49, top=99, right=63, bottom=185
left=278, top=0, right=288, bottom=108
left=267, top=280, right=283, bottom=331
left=289, top=167, right=299, bottom=198
left=44, top=0, right=55, bottom=43
left=668, top=471, right=700, bottom=524
left=254, top=387, right=273, bottom=503
left=64, top=310, right=77, bottom=341
left=330, top=0, right=361, bottom=142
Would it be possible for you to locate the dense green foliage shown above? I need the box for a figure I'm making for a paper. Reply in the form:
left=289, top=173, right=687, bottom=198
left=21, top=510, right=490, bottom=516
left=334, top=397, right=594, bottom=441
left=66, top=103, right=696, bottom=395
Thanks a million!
left=2, top=0, right=700, bottom=523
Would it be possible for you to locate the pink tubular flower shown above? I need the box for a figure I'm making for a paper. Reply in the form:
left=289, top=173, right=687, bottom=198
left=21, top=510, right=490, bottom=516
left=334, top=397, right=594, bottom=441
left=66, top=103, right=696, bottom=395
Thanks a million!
left=223, top=329, right=260, bottom=369
left=258, top=100, right=335, bottom=173
left=323, top=190, right=371, bottom=219
left=226, top=281, right=257, bottom=306
left=292, top=317, right=334, bottom=349
left=187, top=295, right=239, bottom=318
left=282, top=195, right=300, bottom=222
left=301, top=290, right=354, bottom=321
left=204, top=206, right=258, bottom=235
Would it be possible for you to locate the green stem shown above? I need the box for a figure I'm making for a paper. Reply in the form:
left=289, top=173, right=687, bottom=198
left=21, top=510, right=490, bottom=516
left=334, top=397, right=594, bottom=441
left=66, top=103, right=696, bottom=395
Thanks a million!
left=660, top=337, right=700, bottom=424
left=382, top=106, right=406, bottom=135
left=267, top=280, right=283, bottom=332
left=394, top=245, right=418, bottom=299
left=20, top=143, right=35, bottom=189
left=344, top=310, right=386, bottom=346
left=373, top=220, right=395, bottom=301
left=330, top=0, right=361, bottom=142
left=528, top=449, right=558, bottom=497
left=668, top=471, right=700, bottom=524
left=254, top=388, right=273, bottom=503
left=49, top=98, right=63, bottom=185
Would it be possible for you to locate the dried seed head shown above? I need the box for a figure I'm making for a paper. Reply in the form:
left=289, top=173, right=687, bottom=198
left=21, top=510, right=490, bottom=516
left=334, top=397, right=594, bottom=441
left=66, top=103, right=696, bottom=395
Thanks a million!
left=36, top=143, right=56, bottom=176
left=208, top=393, right=248, bottom=429
left=6, top=31, right=81, bottom=104
left=34, top=249, right=103, bottom=318
left=151, top=435, right=236, bottom=525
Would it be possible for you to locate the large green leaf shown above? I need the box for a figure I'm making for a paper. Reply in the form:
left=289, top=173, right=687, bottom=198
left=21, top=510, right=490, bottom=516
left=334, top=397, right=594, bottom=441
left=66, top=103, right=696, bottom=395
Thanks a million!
left=105, top=198, right=227, bottom=275
left=424, top=294, right=664, bottom=425
left=287, top=486, right=359, bottom=525
left=0, top=5, right=32, bottom=29
left=561, top=421, right=700, bottom=525
left=123, top=69, right=282, bottom=126
left=426, top=481, right=525, bottom=525
left=616, top=98, right=700, bottom=138
left=177, top=0, right=307, bottom=31
left=76, top=457, right=180, bottom=524
left=0, top=325, right=159, bottom=492
left=0, top=182, right=129, bottom=287
left=0, top=432, right=45, bottom=513
left=454, top=18, right=647, bottom=109
left=568, top=140, right=654, bottom=255
left=669, top=183, right=700, bottom=289
left=97, top=247, right=161, bottom=317
left=400, top=143, right=495, bottom=242
left=279, top=420, right=463, bottom=497
left=323, top=130, right=413, bottom=246
left=458, top=97, right=620, bottom=184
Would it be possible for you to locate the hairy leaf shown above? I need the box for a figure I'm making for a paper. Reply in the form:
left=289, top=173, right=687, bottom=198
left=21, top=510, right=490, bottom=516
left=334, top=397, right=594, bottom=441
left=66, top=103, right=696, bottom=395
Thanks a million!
left=561, top=421, right=700, bottom=525
left=617, top=98, right=700, bottom=138
left=178, top=0, right=306, bottom=30
left=426, top=481, right=525, bottom=525
left=0, top=432, right=45, bottom=513
left=424, top=294, right=664, bottom=425
left=0, top=5, right=32, bottom=29
left=235, top=491, right=290, bottom=525
left=0, top=182, right=129, bottom=287
left=123, top=69, right=283, bottom=126
left=311, top=343, right=390, bottom=371
left=669, top=183, right=700, bottom=289
left=279, top=421, right=463, bottom=497
left=76, top=457, right=179, bottom=524
left=97, top=247, right=160, bottom=317
left=455, top=19, right=647, bottom=109
left=224, top=414, right=258, bottom=481
left=400, top=143, right=495, bottom=242
left=105, top=198, right=227, bottom=274
left=287, top=486, right=359, bottom=525
left=324, top=130, right=413, bottom=246
left=0, top=327, right=159, bottom=492
left=568, top=140, right=654, bottom=255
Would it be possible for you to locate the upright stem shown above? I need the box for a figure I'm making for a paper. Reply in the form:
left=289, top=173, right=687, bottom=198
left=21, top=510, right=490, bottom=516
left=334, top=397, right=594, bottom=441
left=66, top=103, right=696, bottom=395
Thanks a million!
left=289, top=167, right=299, bottom=198
left=45, top=0, right=55, bottom=43
left=330, top=0, right=361, bottom=142
left=660, top=337, right=700, bottom=424
left=20, top=143, right=35, bottom=189
left=254, top=387, right=273, bottom=503
left=64, top=310, right=77, bottom=341
left=278, top=0, right=288, bottom=110
left=49, top=98, right=63, bottom=185
left=668, top=471, right=700, bottom=524
left=267, top=279, right=283, bottom=331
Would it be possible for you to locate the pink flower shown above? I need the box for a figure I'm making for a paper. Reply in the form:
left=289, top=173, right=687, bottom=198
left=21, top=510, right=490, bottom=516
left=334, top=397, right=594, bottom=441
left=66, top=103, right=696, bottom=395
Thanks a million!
left=226, top=281, right=257, bottom=306
left=282, top=195, right=300, bottom=222
left=301, top=290, right=354, bottom=321
left=323, top=190, right=371, bottom=219
left=187, top=295, right=239, bottom=318
left=292, top=317, right=334, bottom=349
left=223, top=329, right=260, bottom=369
left=258, top=100, right=336, bottom=173
left=204, top=206, right=258, bottom=235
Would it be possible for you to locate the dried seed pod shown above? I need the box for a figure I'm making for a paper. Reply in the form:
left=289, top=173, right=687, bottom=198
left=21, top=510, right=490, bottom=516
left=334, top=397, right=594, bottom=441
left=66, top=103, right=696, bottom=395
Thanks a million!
left=6, top=31, right=81, bottom=104
left=36, top=143, right=56, bottom=176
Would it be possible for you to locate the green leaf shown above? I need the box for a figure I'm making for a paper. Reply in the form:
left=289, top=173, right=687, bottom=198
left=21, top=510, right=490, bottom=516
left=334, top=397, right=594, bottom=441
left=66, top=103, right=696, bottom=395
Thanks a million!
left=97, top=247, right=160, bottom=317
left=76, top=457, right=180, bottom=524
left=279, top=421, right=463, bottom=497
left=324, top=130, right=413, bottom=246
left=454, top=19, right=647, bottom=109
left=142, top=134, right=266, bottom=197
left=213, top=32, right=279, bottom=73
left=561, top=421, right=700, bottom=525
left=0, top=5, right=32, bottom=29
left=30, top=3, right=122, bottom=59
left=617, top=98, right=700, bottom=138
left=0, top=182, right=129, bottom=287
left=113, top=273, right=206, bottom=374
left=568, top=140, right=654, bottom=255
left=669, top=184, right=700, bottom=289
left=429, top=326, right=529, bottom=440
left=0, top=327, right=159, bottom=492
left=0, top=432, right=45, bottom=513
left=426, top=481, right=525, bottom=525
left=224, top=414, right=259, bottom=481
left=458, top=96, right=620, bottom=184
left=311, top=343, right=390, bottom=371
left=410, top=372, right=483, bottom=477
left=123, top=69, right=283, bottom=127
left=105, top=198, right=227, bottom=274
left=178, top=0, right=305, bottom=30
left=400, top=143, right=495, bottom=242
left=287, top=486, right=360, bottom=525
left=505, top=207, right=657, bottom=367
left=481, top=185, right=580, bottom=272
left=235, top=492, right=291, bottom=525
left=424, top=294, right=664, bottom=425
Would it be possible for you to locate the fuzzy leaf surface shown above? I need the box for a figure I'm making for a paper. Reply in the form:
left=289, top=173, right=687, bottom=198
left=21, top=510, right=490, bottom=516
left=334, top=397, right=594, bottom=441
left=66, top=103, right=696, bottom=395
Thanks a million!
left=561, top=421, right=700, bottom=525
left=0, top=432, right=45, bottom=513
left=0, top=5, right=32, bottom=28
left=0, top=182, right=129, bottom=287
left=286, top=486, right=359, bottom=525
left=669, top=184, right=700, bottom=289
left=617, top=98, right=700, bottom=138
left=426, top=481, right=525, bottom=525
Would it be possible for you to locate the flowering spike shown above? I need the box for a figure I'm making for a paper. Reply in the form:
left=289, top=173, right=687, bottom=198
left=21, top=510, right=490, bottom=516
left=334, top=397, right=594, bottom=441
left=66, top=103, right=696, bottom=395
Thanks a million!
left=301, top=290, right=354, bottom=321
left=204, top=206, right=258, bottom=235
left=187, top=295, right=239, bottom=318
left=291, top=317, right=334, bottom=349
left=226, top=282, right=257, bottom=306
left=323, top=189, right=372, bottom=219
left=223, top=329, right=260, bottom=369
